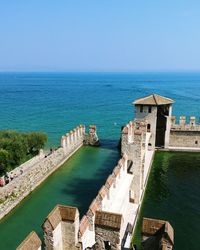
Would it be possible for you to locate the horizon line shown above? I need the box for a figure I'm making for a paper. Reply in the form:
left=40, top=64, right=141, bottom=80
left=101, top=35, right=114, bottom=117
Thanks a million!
left=1, top=70, right=200, bottom=74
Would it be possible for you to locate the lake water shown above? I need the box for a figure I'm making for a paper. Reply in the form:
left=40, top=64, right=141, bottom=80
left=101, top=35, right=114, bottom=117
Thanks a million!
left=133, top=151, right=200, bottom=250
left=0, top=72, right=200, bottom=249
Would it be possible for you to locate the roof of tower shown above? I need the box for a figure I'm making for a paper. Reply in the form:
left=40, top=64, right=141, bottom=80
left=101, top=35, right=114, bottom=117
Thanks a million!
left=133, top=94, right=174, bottom=106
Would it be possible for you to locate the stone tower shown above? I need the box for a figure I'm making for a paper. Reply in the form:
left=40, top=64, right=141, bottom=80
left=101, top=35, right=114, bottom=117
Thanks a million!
left=133, top=94, right=174, bottom=148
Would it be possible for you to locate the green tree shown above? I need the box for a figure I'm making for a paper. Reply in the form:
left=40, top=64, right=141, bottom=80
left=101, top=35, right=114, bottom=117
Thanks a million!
left=0, top=149, right=10, bottom=175
left=26, top=132, right=47, bottom=155
left=0, top=130, right=47, bottom=175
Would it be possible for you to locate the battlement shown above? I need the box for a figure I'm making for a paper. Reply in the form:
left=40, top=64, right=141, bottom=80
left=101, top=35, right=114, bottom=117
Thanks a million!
left=171, top=116, right=200, bottom=131
left=142, top=218, right=174, bottom=250
left=16, top=134, right=155, bottom=250
left=16, top=231, right=41, bottom=250
left=15, top=112, right=156, bottom=250
left=16, top=154, right=131, bottom=250
left=0, top=125, right=86, bottom=220
left=122, top=120, right=148, bottom=144
left=61, top=125, right=85, bottom=152
left=83, top=125, right=100, bottom=146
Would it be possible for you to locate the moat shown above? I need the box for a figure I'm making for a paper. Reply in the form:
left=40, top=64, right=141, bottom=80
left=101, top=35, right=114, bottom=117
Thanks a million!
left=0, top=144, right=119, bottom=250
left=1, top=73, right=200, bottom=249
left=1, top=146, right=200, bottom=249
left=134, top=151, right=200, bottom=250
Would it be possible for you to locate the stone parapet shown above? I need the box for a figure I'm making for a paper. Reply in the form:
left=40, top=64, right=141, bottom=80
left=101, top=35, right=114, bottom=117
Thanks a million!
left=171, top=116, right=200, bottom=131
left=142, top=217, right=174, bottom=250
left=0, top=125, right=85, bottom=220
left=42, top=205, right=79, bottom=250
left=15, top=113, right=155, bottom=250
left=16, top=231, right=41, bottom=250
left=83, top=125, right=100, bottom=146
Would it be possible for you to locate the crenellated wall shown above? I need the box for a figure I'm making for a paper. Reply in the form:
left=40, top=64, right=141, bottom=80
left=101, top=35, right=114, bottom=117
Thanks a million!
left=11, top=95, right=199, bottom=249
left=169, top=116, right=200, bottom=148
left=17, top=121, right=155, bottom=250
left=0, top=125, right=85, bottom=220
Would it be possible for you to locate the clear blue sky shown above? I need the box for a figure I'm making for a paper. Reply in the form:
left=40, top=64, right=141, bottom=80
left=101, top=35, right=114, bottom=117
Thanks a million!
left=1, top=1, right=200, bottom=72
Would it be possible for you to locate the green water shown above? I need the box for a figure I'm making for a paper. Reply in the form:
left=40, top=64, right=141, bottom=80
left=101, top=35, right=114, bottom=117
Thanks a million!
left=0, top=145, right=119, bottom=250
left=133, top=151, right=200, bottom=250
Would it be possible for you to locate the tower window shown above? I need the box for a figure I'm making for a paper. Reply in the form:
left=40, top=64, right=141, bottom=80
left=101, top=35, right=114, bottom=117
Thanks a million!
left=147, top=124, right=151, bottom=132
left=148, top=106, right=152, bottom=113
left=104, top=241, right=111, bottom=250
left=140, top=105, right=143, bottom=113
left=195, top=140, right=198, bottom=145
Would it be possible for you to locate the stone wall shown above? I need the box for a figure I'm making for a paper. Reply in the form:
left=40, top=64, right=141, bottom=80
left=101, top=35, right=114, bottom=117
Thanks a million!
left=16, top=231, right=42, bottom=250
left=17, top=121, right=155, bottom=250
left=135, top=105, right=158, bottom=148
left=169, top=131, right=200, bottom=148
left=169, top=116, right=200, bottom=148
left=0, top=149, right=45, bottom=181
left=42, top=205, right=80, bottom=250
left=0, top=125, right=85, bottom=220
left=94, top=211, right=123, bottom=250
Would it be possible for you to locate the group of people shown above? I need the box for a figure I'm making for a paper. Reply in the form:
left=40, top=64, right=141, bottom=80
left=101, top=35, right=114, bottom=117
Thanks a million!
left=0, top=169, right=23, bottom=187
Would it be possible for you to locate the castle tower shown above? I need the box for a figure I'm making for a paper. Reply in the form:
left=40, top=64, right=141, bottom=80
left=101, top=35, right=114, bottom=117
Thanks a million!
left=133, top=94, right=174, bottom=148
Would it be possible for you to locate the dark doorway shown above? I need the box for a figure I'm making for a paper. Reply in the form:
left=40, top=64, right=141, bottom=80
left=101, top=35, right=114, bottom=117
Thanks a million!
left=155, top=105, right=169, bottom=147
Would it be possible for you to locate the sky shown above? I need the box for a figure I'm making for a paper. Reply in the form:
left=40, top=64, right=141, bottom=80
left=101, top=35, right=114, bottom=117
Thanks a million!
left=0, top=1, right=200, bottom=72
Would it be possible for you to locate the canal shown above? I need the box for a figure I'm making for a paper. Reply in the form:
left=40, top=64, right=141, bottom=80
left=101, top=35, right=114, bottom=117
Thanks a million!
left=133, top=151, right=200, bottom=250
left=0, top=143, right=120, bottom=250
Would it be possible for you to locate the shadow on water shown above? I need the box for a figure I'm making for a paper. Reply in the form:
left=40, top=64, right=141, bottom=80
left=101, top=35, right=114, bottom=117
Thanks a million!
left=99, top=138, right=120, bottom=150
left=60, top=152, right=120, bottom=216
left=60, top=138, right=120, bottom=216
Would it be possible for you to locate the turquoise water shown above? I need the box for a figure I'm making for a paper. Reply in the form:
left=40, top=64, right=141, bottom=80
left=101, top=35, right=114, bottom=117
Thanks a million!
left=1, top=72, right=200, bottom=146
left=0, top=72, right=200, bottom=249
left=0, top=146, right=119, bottom=249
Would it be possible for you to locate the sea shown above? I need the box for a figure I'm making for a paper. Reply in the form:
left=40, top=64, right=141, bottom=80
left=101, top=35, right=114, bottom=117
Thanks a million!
left=0, top=72, right=200, bottom=249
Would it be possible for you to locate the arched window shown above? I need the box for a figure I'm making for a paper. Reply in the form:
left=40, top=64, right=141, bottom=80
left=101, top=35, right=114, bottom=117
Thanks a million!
left=147, top=124, right=151, bottom=132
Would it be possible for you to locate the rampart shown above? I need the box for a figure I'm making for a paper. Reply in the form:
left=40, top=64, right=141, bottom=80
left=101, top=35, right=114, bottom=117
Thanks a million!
left=0, top=125, right=85, bottom=220
left=169, top=116, right=200, bottom=148
left=17, top=120, right=155, bottom=250
left=6, top=94, right=200, bottom=249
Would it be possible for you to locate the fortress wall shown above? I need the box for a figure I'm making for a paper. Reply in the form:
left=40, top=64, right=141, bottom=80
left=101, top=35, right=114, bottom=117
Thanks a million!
left=143, top=132, right=154, bottom=187
left=16, top=231, right=42, bottom=250
left=80, top=121, right=153, bottom=249
left=77, top=156, right=129, bottom=249
left=170, top=116, right=200, bottom=130
left=94, top=211, right=123, bottom=250
left=17, top=121, right=155, bottom=250
left=79, top=216, right=94, bottom=250
left=0, top=125, right=85, bottom=220
left=169, top=131, right=200, bottom=148
left=169, top=116, right=200, bottom=148
left=42, top=205, right=80, bottom=250
left=0, top=149, right=45, bottom=180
